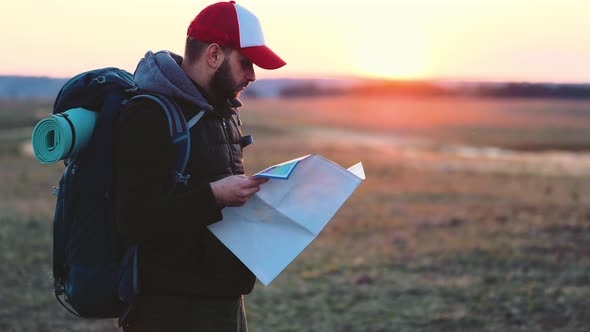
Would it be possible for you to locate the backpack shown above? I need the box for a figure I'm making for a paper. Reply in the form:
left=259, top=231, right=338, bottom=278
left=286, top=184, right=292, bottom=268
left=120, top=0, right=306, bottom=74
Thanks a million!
left=50, top=67, right=203, bottom=320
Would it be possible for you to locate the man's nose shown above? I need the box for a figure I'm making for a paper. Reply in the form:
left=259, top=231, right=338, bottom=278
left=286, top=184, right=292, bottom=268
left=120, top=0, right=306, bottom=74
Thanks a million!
left=246, top=68, right=256, bottom=83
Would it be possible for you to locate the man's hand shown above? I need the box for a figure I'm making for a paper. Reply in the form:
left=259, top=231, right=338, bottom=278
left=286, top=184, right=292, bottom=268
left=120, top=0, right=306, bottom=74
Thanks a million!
left=210, top=175, right=269, bottom=207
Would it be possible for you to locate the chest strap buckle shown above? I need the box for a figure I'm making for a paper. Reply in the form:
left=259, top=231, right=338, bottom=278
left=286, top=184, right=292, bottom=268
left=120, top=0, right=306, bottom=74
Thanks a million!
left=175, top=172, right=191, bottom=185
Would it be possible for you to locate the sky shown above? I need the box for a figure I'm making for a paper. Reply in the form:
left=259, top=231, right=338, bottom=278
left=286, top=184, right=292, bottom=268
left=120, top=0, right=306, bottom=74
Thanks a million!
left=1, top=0, right=590, bottom=83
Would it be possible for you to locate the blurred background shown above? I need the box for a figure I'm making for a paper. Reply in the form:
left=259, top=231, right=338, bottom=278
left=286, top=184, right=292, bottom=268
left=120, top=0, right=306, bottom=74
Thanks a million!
left=1, top=0, right=589, bottom=331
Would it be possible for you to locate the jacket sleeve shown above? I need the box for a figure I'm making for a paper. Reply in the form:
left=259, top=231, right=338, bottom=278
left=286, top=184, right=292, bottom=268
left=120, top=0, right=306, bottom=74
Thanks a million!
left=114, top=98, right=223, bottom=244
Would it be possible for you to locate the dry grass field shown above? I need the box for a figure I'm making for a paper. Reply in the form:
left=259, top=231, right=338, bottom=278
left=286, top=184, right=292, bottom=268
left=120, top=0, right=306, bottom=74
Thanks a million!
left=1, top=96, right=590, bottom=331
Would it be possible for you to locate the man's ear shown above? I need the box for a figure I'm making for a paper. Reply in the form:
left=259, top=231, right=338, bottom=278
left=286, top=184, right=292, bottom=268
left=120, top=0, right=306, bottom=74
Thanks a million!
left=206, top=43, right=225, bottom=69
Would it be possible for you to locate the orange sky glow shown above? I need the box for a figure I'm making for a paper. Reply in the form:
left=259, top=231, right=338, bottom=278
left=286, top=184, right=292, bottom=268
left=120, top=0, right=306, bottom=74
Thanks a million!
left=1, top=0, right=589, bottom=82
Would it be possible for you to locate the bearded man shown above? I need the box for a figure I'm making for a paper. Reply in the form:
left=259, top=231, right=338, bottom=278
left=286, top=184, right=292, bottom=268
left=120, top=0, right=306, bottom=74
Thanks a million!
left=113, top=1, right=285, bottom=331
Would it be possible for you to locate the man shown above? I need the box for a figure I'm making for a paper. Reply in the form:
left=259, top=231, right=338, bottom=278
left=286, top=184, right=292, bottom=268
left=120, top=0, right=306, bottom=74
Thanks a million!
left=114, top=1, right=285, bottom=331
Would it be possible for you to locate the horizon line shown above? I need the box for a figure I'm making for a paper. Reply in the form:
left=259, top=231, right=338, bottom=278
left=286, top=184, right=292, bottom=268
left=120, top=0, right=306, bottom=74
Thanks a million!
left=1, top=73, right=589, bottom=86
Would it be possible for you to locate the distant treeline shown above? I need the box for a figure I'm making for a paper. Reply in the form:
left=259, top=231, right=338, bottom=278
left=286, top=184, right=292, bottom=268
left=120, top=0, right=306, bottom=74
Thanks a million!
left=277, top=81, right=590, bottom=99
left=0, top=76, right=67, bottom=99
left=2, top=75, right=590, bottom=100
left=475, top=82, right=590, bottom=99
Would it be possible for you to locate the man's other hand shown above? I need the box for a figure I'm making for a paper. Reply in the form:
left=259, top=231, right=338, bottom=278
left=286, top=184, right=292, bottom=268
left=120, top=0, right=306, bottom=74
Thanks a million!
left=210, top=175, right=269, bottom=207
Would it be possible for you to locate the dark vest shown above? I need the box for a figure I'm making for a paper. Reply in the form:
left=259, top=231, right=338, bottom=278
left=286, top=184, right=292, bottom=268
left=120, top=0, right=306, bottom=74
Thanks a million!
left=181, top=100, right=245, bottom=183
left=179, top=98, right=256, bottom=296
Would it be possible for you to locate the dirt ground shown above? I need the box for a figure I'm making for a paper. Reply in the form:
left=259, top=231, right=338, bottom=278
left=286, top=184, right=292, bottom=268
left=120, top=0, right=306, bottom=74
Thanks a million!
left=1, top=96, right=590, bottom=331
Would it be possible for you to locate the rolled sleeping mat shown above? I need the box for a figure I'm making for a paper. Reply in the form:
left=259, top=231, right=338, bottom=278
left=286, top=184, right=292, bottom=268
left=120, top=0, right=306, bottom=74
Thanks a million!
left=31, top=108, right=98, bottom=164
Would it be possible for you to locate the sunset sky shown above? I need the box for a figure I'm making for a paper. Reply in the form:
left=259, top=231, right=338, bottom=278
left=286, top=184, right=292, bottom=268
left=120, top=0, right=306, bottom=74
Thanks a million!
left=2, top=0, right=589, bottom=82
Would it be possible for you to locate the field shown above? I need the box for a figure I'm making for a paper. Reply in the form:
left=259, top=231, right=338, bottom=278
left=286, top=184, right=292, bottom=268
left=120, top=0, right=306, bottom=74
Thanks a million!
left=1, top=96, right=590, bottom=331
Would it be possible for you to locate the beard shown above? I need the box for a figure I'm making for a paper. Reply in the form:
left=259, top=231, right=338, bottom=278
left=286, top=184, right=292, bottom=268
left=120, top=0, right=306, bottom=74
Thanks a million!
left=210, top=59, right=246, bottom=101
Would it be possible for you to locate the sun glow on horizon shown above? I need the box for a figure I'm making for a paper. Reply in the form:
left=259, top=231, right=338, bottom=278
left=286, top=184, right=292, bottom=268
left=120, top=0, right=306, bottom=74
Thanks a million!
left=354, top=28, right=428, bottom=80
left=344, top=3, right=433, bottom=80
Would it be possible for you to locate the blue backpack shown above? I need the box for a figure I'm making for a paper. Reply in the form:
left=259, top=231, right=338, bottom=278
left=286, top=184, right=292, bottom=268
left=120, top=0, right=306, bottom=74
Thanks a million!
left=51, top=67, right=201, bottom=321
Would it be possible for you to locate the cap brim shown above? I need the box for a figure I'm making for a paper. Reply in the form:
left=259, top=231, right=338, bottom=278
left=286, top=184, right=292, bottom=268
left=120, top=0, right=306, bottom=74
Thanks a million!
left=240, top=45, right=286, bottom=70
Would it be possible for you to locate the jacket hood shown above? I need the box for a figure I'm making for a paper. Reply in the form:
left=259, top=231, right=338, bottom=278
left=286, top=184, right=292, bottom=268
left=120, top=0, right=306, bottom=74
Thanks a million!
left=133, top=50, right=214, bottom=112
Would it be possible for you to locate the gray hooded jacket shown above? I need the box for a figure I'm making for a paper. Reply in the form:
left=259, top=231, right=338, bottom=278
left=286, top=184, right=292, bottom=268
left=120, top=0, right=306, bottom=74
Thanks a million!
left=134, top=50, right=214, bottom=112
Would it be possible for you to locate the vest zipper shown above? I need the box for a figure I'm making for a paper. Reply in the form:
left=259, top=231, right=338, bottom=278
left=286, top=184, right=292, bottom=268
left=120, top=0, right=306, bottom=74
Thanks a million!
left=221, top=118, right=235, bottom=175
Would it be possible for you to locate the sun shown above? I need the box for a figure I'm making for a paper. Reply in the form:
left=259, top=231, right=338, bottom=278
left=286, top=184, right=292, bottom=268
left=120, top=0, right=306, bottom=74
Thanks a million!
left=355, top=28, right=428, bottom=80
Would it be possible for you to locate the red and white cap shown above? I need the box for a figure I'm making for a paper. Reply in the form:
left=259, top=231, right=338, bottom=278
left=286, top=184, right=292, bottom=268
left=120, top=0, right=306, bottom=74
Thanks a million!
left=187, top=1, right=286, bottom=70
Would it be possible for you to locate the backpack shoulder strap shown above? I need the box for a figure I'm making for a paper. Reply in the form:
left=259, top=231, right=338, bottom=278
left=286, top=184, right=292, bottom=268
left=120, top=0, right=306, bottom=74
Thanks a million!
left=129, top=94, right=194, bottom=185
left=187, top=110, right=205, bottom=129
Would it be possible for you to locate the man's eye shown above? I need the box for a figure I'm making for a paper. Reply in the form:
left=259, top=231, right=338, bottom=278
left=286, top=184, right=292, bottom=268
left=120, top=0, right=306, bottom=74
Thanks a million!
left=241, top=59, right=252, bottom=69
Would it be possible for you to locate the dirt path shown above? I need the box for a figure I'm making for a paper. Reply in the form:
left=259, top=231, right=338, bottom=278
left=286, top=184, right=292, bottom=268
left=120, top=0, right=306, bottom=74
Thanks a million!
left=295, top=125, right=590, bottom=177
